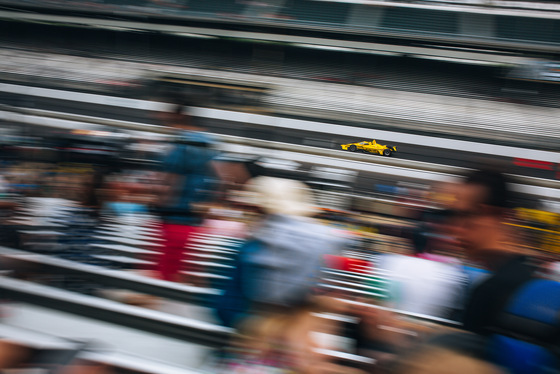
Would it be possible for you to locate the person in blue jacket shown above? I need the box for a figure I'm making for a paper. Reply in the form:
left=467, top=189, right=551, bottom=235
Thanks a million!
left=215, top=176, right=348, bottom=328
left=156, top=102, right=219, bottom=282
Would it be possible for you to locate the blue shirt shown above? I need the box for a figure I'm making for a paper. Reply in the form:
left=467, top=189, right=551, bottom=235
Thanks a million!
left=160, top=131, right=218, bottom=224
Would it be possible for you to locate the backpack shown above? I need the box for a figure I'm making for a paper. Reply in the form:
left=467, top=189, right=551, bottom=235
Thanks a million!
left=465, top=256, right=560, bottom=374
left=487, top=278, right=560, bottom=374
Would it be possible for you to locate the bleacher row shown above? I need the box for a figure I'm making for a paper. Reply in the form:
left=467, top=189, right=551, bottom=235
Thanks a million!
left=8, top=197, right=393, bottom=302
left=0, top=197, right=456, bottom=373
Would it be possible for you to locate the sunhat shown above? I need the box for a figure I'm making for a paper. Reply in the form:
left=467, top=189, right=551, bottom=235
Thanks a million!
left=244, top=176, right=316, bottom=217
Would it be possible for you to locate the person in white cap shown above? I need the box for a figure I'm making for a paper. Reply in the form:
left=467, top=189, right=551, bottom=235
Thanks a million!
left=216, top=176, right=348, bottom=326
left=214, top=176, right=360, bottom=373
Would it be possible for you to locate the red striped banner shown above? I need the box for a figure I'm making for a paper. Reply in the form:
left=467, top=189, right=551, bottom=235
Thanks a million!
left=513, top=158, right=555, bottom=171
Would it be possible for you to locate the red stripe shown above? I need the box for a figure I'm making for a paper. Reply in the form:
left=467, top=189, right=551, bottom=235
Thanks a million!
left=513, top=158, right=554, bottom=171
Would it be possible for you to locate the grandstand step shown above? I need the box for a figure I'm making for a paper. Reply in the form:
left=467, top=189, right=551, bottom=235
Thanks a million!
left=95, top=230, right=164, bottom=241
left=99, top=224, right=161, bottom=235
left=93, top=235, right=163, bottom=248
left=7, top=218, right=65, bottom=227
left=18, top=230, right=64, bottom=236
left=189, top=233, right=243, bottom=241
left=187, top=244, right=238, bottom=253
left=0, top=323, right=76, bottom=350
left=2, top=302, right=216, bottom=371
left=187, top=246, right=237, bottom=255
left=188, top=238, right=242, bottom=246
left=182, top=260, right=234, bottom=269
left=180, top=271, right=230, bottom=280
left=90, top=243, right=159, bottom=257
left=188, top=253, right=233, bottom=262
left=91, top=255, right=154, bottom=267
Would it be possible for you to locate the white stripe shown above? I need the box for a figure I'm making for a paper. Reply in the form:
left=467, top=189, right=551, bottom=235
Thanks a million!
left=0, top=83, right=168, bottom=111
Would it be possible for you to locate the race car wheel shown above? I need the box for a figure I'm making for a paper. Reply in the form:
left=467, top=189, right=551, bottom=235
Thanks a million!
left=349, top=145, right=357, bottom=152
left=383, top=149, right=392, bottom=157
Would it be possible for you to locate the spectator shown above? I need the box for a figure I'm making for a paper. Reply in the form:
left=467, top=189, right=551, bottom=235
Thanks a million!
left=450, top=167, right=531, bottom=334
left=216, top=176, right=348, bottom=327
left=214, top=176, right=357, bottom=373
left=450, top=166, right=560, bottom=374
left=155, top=102, right=219, bottom=282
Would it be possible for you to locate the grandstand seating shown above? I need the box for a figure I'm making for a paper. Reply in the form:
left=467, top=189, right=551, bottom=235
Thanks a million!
left=0, top=195, right=463, bottom=373
left=0, top=323, right=201, bottom=374
left=0, top=245, right=454, bottom=372
left=2, top=0, right=560, bottom=52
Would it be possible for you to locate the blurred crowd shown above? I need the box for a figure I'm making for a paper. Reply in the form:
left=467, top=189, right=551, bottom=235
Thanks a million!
left=0, top=98, right=559, bottom=374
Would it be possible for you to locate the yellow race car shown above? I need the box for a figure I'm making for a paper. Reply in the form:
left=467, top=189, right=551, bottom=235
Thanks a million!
left=341, top=140, right=396, bottom=156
